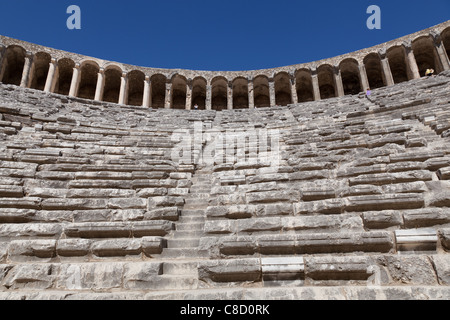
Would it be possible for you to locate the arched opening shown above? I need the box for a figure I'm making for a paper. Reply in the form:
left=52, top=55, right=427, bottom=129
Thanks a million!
left=103, top=66, right=122, bottom=103
left=78, top=61, right=99, bottom=100
left=339, top=58, right=362, bottom=95
left=29, top=52, right=51, bottom=91
left=192, top=77, right=207, bottom=110
left=211, top=77, right=228, bottom=111
left=55, top=58, right=74, bottom=96
left=253, top=75, right=270, bottom=108
left=274, top=72, right=292, bottom=106
left=232, top=77, right=248, bottom=109
left=443, top=27, right=450, bottom=63
left=363, top=53, right=385, bottom=89
left=127, top=70, right=145, bottom=106
left=387, top=46, right=409, bottom=84
left=412, top=36, right=442, bottom=76
left=1, top=45, right=26, bottom=86
left=150, top=74, right=166, bottom=109
left=171, top=74, right=187, bottom=110
left=295, top=69, right=314, bottom=103
left=317, top=64, right=336, bottom=100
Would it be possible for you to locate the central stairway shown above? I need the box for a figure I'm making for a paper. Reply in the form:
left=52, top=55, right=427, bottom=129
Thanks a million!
left=156, top=169, right=213, bottom=291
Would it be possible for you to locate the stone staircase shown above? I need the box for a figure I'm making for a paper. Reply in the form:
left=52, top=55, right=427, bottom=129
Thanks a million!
left=155, top=169, right=213, bottom=290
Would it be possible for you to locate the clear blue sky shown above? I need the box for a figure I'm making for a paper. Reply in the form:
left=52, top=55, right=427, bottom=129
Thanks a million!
left=0, top=0, right=449, bottom=71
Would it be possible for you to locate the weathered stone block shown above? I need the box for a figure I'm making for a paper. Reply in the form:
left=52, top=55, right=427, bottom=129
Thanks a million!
left=145, top=207, right=180, bottom=221
left=8, top=240, right=56, bottom=261
left=56, top=239, right=92, bottom=257
left=41, top=198, right=108, bottom=210
left=91, top=239, right=142, bottom=257
left=148, top=196, right=184, bottom=209
left=437, top=167, right=450, bottom=180
left=294, top=199, right=345, bottom=215
left=141, top=237, right=166, bottom=255
left=430, top=255, right=450, bottom=285
left=438, top=228, right=450, bottom=250
left=3, top=264, right=55, bottom=290
left=107, top=198, right=147, bottom=209
left=380, top=255, right=438, bottom=285
left=0, top=209, right=36, bottom=223
left=123, top=262, right=163, bottom=289
left=363, top=211, right=403, bottom=229
left=56, top=263, right=123, bottom=290
left=246, top=190, right=298, bottom=204
left=346, top=194, right=424, bottom=212
left=305, top=256, right=372, bottom=281
left=403, top=208, right=450, bottom=228
left=0, top=223, right=62, bottom=238
left=198, top=259, right=261, bottom=283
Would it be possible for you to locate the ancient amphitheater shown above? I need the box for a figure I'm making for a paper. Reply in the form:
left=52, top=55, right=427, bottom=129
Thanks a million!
left=0, top=20, right=449, bottom=301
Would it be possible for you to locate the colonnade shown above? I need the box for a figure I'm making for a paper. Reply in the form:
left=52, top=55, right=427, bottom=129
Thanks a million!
left=0, top=26, right=449, bottom=110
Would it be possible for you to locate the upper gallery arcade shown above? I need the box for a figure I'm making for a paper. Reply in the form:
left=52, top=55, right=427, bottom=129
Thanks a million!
left=0, top=20, right=449, bottom=111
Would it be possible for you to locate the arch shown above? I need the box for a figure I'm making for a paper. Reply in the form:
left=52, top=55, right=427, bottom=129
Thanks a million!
left=295, top=68, right=314, bottom=103
left=77, top=61, right=100, bottom=100
left=442, top=27, right=450, bottom=62
left=192, top=77, right=207, bottom=110
left=127, top=70, right=145, bottom=106
left=412, top=35, right=443, bottom=76
left=253, top=75, right=270, bottom=108
left=363, top=53, right=385, bottom=89
left=103, top=66, right=122, bottom=103
left=29, top=52, right=51, bottom=91
left=211, top=76, right=228, bottom=111
left=387, top=46, right=409, bottom=84
left=150, top=74, right=166, bottom=109
left=55, top=58, right=75, bottom=96
left=274, top=72, right=292, bottom=106
left=339, top=58, right=362, bottom=95
left=232, top=77, right=249, bottom=109
left=317, top=64, right=336, bottom=100
left=171, top=74, right=187, bottom=109
left=1, top=45, right=26, bottom=86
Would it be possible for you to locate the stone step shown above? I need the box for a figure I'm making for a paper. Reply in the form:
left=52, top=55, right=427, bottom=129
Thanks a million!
left=178, top=215, right=206, bottom=223
left=153, top=275, right=200, bottom=290
left=175, top=222, right=205, bottom=231
left=184, top=198, right=210, bottom=208
left=160, top=248, right=209, bottom=258
left=167, top=238, right=200, bottom=248
left=173, top=230, right=204, bottom=238
left=180, top=209, right=205, bottom=217
left=162, top=261, right=199, bottom=275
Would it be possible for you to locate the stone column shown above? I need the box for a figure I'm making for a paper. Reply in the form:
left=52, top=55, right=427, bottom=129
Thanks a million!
left=290, top=72, right=298, bottom=104
left=143, top=76, right=151, bottom=108
left=334, top=66, right=345, bottom=97
left=118, top=72, right=128, bottom=105
left=404, top=42, right=421, bottom=79
left=379, top=49, right=394, bottom=86
left=185, top=80, right=192, bottom=110
left=358, top=63, right=370, bottom=91
left=311, top=67, right=321, bottom=101
left=0, top=44, right=6, bottom=82
left=206, top=84, right=212, bottom=110
left=227, top=81, right=233, bottom=110
left=269, top=78, right=276, bottom=107
left=431, top=31, right=450, bottom=71
left=20, top=51, right=33, bottom=88
left=69, top=63, right=81, bottom=97
left=94, top=68, right=105, bottom=101
left=44, top=58, right=58, bottom=93
left=164, top=82, right=172, bottom=109
left=248, top=77, right=254, bottom=109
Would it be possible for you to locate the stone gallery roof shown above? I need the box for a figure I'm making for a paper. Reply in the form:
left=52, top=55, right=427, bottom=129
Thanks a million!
left=0, top=23, right=449, bottom=300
